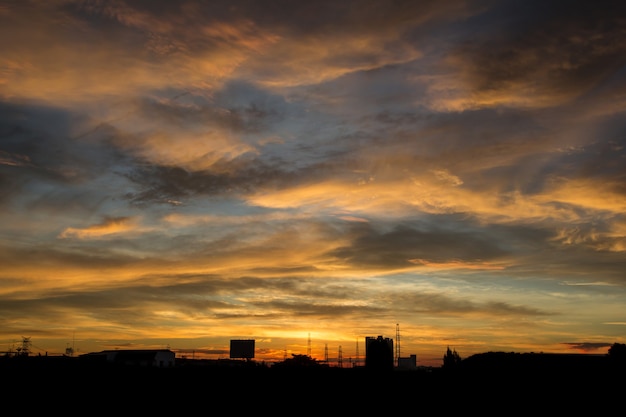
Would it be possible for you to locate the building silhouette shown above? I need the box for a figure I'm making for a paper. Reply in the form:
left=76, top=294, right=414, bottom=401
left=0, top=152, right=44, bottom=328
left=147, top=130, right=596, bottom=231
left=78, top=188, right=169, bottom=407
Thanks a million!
left=397, top=354, right=418, bottom=370
left=365, top=335, right=394, bottom=370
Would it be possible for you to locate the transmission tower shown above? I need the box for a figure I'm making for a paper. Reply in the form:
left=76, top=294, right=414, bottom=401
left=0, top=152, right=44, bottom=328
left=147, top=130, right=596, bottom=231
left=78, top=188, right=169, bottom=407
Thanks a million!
left=17, top=336, right=31, bottom=356
left=307, top=333, right=311, bottom=357
left=395, top=323, right=401, bottom=367
left=355, top=338, right=359, bottom=367
left=338, top=345, right=343, bottom=368
left=324, top=343, right=329, bottom=363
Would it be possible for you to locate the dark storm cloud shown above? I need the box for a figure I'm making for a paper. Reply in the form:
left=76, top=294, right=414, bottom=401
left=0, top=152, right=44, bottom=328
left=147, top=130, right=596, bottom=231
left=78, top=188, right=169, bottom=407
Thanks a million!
left=111, top=82, right=323, bottom=205
left=388, top=291, right=549, bottom=317
left=0, top=274, right=376, bottom=331
left=65, top=0, right=403, bottom=57
left=123, top=158, right=288, bottom=205
left=0, top=101, right=132, bottom=208
left=455, top=0, right=626, bottom=103
left=0, top=241, right=141, bottom=270
left=84, top=0, right=471, bottom=36
left=133, top=82, right=290, bottom=135
left=328, top=220, right=509, bottom=269
left=0, top=276, right=245, bottom=329
left=212, top=81, right=294, bottom=131
left=552, top=129, right=626, bottom=185
left=528, top=243, right=626, bottom=283
left=380, top=108, right=553, bottom=186
left=246, top=299, right=385, bottom=319
left=0, top=102, right=82, bottom=180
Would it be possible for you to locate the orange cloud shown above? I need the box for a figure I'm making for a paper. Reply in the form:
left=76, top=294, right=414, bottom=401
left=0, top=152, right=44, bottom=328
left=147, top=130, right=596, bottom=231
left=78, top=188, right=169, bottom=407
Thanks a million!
left=408, top=258, right=507, bottom=271
left=59, top=216, right=138, bottom=239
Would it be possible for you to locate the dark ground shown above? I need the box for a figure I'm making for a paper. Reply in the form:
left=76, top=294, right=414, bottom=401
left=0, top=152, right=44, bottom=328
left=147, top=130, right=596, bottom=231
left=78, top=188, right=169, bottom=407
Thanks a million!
left=1, top=354, right=623, bottom=413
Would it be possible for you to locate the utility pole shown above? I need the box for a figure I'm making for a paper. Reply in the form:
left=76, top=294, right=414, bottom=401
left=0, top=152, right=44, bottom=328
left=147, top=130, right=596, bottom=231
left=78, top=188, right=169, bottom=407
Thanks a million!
left=395, top=323, right=401, bottom=367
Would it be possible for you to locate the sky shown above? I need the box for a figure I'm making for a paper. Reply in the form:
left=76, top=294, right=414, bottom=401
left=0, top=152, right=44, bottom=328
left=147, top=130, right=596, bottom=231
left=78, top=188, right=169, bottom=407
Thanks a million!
left=1, top=0, right=625, bottom=367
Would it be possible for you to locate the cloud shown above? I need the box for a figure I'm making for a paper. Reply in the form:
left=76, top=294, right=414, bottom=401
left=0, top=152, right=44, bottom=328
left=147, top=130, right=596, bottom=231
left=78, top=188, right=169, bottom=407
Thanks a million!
left=59, top=216, right=138, bottom=239
left=562, top=342, right=613, bottom=352
left=431, top=1, right=626, bottom=111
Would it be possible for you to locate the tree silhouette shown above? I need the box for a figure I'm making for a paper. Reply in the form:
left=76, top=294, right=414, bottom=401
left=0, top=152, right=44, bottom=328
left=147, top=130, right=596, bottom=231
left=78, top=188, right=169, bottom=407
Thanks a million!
left=273, top=354, right=325, bottom=369
left=608, top=342, right=626, bottom=357
left=608, top=342, right=626, bottom=368
left=442, top=346, right=462, bottom=369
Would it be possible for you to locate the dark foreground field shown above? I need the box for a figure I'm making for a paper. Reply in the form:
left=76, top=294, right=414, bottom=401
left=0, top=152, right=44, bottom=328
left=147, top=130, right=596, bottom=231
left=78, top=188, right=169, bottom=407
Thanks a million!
left=1, top=354, right=623, bottom=413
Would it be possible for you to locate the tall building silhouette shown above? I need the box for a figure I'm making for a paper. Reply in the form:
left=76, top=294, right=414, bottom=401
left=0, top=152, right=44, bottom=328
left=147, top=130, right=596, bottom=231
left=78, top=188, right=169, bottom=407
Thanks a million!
left=365, top=335, right=394, bottom=371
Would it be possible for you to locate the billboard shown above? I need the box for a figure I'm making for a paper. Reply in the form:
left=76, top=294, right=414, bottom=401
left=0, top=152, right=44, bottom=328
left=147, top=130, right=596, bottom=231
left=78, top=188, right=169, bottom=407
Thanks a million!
left=230, top=339, right=255, bottom=359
